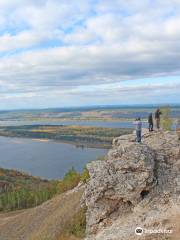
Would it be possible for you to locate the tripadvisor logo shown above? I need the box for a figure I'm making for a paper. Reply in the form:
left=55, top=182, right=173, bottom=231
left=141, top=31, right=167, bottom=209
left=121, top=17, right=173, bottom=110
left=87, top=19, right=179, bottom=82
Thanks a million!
left=135, top=227, right=144, bottom=235
left=135, top=227, right=173, bottom=236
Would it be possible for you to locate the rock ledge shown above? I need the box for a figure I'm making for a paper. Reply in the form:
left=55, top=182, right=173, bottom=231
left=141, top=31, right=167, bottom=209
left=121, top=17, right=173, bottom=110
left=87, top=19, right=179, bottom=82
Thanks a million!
left=83, top=130, right=180, bottom=240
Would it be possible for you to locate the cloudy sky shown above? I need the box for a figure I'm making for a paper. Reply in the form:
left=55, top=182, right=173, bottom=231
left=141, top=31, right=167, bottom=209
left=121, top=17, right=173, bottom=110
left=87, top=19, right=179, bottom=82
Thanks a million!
left=0, top=0, right=180, bottom=109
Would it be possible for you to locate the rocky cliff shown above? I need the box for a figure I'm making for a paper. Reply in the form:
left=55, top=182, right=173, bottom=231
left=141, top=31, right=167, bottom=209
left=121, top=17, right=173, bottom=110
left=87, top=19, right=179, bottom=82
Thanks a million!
left=83, top=130, right=180, bottom=240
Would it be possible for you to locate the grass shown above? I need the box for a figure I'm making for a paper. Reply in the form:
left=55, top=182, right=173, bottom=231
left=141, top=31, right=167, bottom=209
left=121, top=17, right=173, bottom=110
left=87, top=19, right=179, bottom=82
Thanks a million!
left=0, top=166, right=90, bottom=239
left=0, top=187, right=86, bottom=240
left=0, top=168, right=88, bottom=239
left=57, top=207, right=86, bottom=240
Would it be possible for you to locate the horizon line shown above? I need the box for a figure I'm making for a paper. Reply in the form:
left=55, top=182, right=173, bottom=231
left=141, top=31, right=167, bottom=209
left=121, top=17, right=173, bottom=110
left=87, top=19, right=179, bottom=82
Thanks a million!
left=0, top=103, right=180, bottom=112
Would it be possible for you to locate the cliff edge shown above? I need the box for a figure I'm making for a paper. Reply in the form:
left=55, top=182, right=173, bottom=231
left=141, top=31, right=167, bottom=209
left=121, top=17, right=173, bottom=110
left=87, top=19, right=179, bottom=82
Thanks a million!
left=83, top=130, right=180, bottom=240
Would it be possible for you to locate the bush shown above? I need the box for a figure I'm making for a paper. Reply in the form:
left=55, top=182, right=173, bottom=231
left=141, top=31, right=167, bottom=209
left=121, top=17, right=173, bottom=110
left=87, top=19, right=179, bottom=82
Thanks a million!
left=96, top=155, right=106, bottom=161
left=80, top=168, right=90, bottom=183
left=161, top=106, right=173, bottom=131
left=57, top=168, right=80, bottom=194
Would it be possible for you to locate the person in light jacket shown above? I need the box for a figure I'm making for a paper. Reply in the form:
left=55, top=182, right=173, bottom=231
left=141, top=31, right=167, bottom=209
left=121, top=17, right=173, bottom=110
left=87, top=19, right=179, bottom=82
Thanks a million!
left=133, top=117, right=142, bottom=143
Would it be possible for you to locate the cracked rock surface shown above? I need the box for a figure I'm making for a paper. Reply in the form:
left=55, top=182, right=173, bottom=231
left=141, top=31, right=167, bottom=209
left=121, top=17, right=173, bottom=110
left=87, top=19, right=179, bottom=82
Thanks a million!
left=83, top=130, right=180, bottom=240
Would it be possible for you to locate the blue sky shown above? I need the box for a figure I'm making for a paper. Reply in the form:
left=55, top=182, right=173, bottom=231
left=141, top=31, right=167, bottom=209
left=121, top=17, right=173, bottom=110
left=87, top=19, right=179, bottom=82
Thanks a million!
left=0, top=0, right=180, bottom=109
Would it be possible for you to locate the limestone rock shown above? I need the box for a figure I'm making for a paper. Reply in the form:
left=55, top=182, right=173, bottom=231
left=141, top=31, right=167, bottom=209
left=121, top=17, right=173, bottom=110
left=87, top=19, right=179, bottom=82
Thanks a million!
left=83, top=130, right=180, bottom=239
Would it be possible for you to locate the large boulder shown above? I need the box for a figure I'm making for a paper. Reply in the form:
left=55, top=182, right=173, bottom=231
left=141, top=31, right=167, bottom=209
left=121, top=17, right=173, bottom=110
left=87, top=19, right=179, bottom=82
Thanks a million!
left=83, top=130, right=180, bottom=239
left=83, top=142, right=156, bottom=234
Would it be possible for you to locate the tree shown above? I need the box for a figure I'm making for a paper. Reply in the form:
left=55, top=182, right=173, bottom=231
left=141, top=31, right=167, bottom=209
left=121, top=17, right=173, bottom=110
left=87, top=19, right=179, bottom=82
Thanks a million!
left=161, top=106, right=172, bottom=131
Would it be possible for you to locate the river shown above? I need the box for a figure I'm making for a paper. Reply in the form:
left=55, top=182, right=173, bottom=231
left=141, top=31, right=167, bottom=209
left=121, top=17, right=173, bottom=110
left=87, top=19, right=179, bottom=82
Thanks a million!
left=0, top=120, right=148, bottom=128
left=0, top=119, right=177, bottom=179
left=0, top=136, right=107, bottom=179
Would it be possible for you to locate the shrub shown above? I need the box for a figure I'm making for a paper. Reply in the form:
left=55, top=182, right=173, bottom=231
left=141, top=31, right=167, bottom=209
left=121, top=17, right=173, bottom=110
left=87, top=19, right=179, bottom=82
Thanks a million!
left=96, top=155, right=106, bottom=161
left=80, top=168, right=90, bottom=183
left=57, top=168, right=80, bottom=194
left=161, top=106, right=173, bottom=131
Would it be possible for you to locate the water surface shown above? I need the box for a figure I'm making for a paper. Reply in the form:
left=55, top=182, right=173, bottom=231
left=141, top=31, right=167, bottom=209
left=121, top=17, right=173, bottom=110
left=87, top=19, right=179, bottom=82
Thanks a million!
left=0, top=136, right=107, bottom=179
left=0, top=120, right=146, bottom=128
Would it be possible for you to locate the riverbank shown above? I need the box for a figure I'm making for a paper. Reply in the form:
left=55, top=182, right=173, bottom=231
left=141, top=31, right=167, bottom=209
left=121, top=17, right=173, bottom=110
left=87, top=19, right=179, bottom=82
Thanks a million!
left=0, top=125, right=132, bottom=149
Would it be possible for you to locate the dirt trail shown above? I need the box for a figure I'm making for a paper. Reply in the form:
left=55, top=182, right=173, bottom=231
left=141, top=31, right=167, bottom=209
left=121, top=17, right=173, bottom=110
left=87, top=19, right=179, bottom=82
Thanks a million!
left=0, top=188, right=83, bottom=240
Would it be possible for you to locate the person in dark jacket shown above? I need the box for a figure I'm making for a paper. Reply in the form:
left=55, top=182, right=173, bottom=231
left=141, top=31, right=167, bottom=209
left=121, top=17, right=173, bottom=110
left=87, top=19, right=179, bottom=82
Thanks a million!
left=155, top=108, right=162, bottom=129
left=148, top=113, right=153, bottom=132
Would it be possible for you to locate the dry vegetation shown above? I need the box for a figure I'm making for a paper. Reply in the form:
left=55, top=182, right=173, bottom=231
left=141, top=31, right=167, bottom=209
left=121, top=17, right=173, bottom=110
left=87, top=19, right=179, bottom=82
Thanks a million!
left=0, top=187, right=86, bottom=240
left=0, top=168, right=58, bottom=211
left=0, top=167, right=89, bottom=212
left=0, top=167, right=90, bottom=239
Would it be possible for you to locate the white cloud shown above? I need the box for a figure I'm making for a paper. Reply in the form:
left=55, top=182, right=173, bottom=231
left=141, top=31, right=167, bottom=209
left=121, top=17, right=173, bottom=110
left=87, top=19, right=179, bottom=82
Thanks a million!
left=0, top=0, right=180, bottom=108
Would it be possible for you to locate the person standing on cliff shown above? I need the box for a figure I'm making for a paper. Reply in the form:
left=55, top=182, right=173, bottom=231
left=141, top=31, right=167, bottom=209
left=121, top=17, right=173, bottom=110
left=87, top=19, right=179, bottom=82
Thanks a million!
left=148, top=113, right=153, bottom=132
left=133, top=117, right=142, bottom=143
left=155, top=108, right=162, bottom=130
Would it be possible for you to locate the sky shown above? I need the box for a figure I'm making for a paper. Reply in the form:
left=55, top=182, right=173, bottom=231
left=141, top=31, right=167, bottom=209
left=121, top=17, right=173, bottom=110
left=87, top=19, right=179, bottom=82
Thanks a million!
left=0, top=0, right=180, bottom=109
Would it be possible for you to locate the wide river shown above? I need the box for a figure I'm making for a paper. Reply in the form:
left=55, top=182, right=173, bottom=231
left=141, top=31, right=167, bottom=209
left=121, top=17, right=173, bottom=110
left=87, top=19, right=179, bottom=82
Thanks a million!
left=0, top=136, right=107, bottom=179
left=0, top=119, right=177, bottom=179
left=0, top=120, right=135, bottom=180
left=0, top=119, right=148, bottom=128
